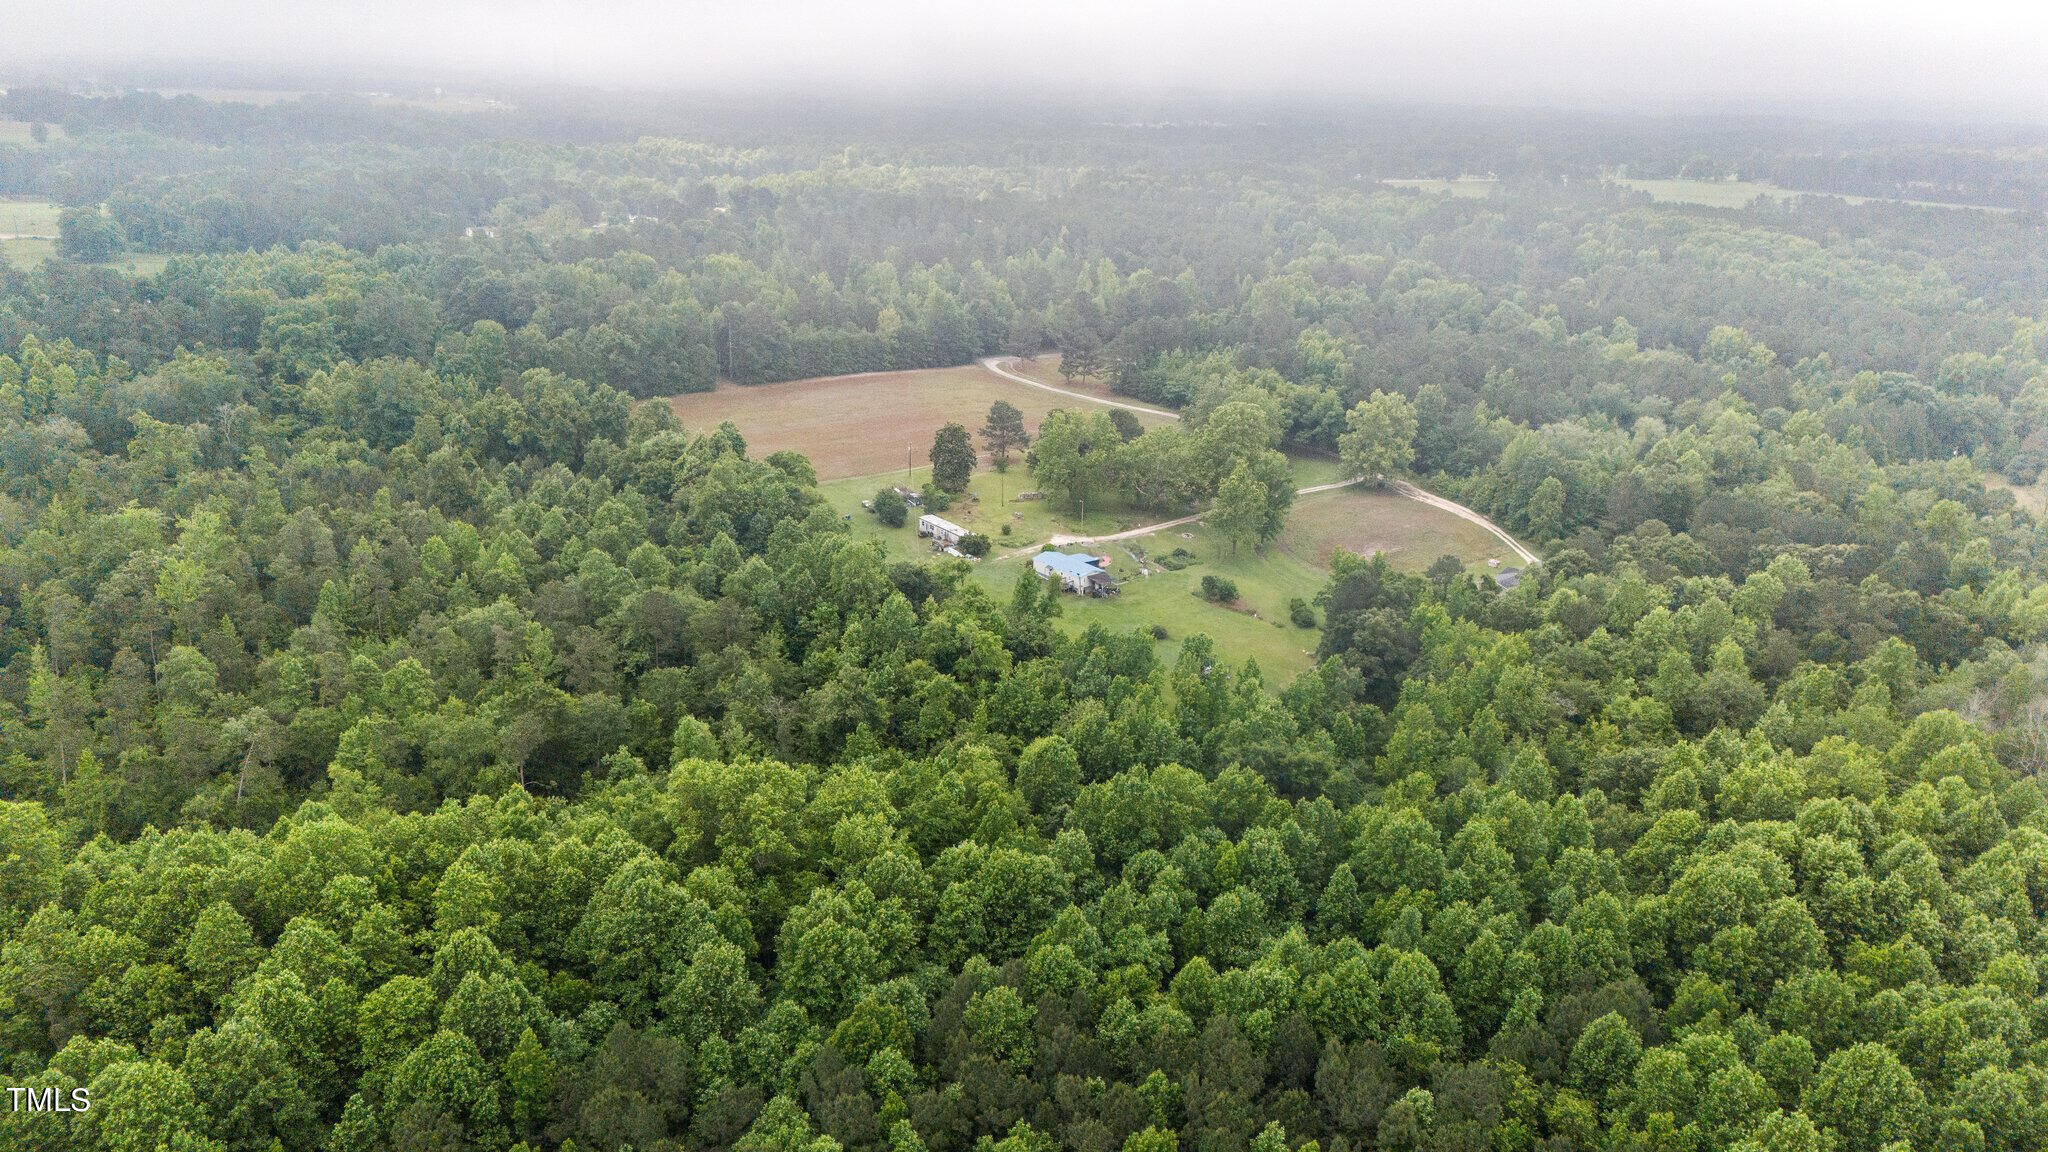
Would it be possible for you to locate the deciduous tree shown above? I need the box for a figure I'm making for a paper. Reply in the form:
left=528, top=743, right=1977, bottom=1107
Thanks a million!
left=1339, top=391, right=1418, bottom=485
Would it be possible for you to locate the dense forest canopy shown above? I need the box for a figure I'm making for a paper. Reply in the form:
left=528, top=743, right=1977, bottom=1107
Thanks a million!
left=2, top=89, right=2048, bottom=1152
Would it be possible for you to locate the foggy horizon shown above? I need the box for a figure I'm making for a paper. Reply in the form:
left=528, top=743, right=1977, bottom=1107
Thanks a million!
left=9, top=0, right=2048, bottom=124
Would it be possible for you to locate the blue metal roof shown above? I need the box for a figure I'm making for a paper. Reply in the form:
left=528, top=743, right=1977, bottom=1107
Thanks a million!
left=1032, top=551, right=1104, bottom=578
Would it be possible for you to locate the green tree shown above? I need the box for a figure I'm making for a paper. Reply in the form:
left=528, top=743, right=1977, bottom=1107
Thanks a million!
left=930, top=422, right=976, bottom=492
left=964, top=984, right=1035, bottom=1064
left=503, top=1028, right=555, bottom=1139
left=76, top=1060, right=214, bottom=1152
left=1016, top=735, right=1082, bottom=815
left=1201, top=574, right=1239, bottom=603
left=183, top=902, right=260, bottom=1004
left=1059, top=334, right=1102, bottom=383
left=1031, top=409, right=1118, bottom=516
left=980, top=401, right=1030, bottom=471
left=1339, top=391, right=1418, bottom=485
left=56, top=205, right=123, bottom=262
left=1526, top=476, right=1567, bottom=541
left=382, top=1030, right=504, bottom=1151
left=873, top=487, right=909, bottom=527
left=0, top=801, right=63, bottom=937
left=182, top=1018, right=320, bottom=1152
left=1211, top=460, right=1270, bottom=555
left=1805, top=1043, right=1926, bottom=1152
left=1568, top=1012, right=1643, bottom=1107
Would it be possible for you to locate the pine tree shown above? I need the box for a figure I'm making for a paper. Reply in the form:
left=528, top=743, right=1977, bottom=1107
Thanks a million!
left=1059, top=333, right=1102, bottom=382
left=980, top=401, right=1030, bottom=472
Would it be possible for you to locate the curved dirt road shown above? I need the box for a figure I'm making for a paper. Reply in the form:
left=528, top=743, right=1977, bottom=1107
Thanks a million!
left=1039, top=477, right=1366, bottom=549
left=980, top=357, right=1182, bottom=420
left=1392, top=479, right=1540, bottom=566
left=982, top=356, right=1538, bottom=565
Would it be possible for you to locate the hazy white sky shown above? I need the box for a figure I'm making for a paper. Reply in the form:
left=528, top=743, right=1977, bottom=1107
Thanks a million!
left=9, top=0, right=2048, bottom=119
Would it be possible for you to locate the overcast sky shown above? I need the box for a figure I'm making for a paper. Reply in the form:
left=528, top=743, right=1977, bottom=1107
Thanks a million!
left=8, top=1, right=2047, bottom=121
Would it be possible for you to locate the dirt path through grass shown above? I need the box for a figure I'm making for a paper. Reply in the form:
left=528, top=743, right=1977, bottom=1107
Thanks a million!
left=1391, top=479, right=1539, bottom=565
left=1017, top=477, right=1369, bottom=555
left=980, top=357, right=1182, bottom=419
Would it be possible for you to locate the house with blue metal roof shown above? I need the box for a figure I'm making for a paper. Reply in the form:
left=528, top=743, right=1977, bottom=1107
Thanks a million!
left=1031, top=550, right=1117, bottom=596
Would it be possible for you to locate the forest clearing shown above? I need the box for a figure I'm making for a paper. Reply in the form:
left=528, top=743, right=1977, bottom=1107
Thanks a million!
left=695, top=349, right=1533, bottom=680
left=819, top=452, right=1516, bottom=680
left=668, top=358, right=1166, bottom=479
left=0, top=198, right=60, bottom=237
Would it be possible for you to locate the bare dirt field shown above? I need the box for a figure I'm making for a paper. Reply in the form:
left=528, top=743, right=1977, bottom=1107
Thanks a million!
left=668, top=358, right=1166, bottom=480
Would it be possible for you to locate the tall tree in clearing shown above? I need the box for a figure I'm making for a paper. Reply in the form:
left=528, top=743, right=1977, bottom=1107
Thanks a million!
left=979, top=400, right=1029, bottom=472
left=929, top=422, right=976, bottom=492
left=1210, top=460, right=1269, bottom=555
left=1339, top=389, right=1419, bottom=486
left=1029, top=407, right=1119, bottom=515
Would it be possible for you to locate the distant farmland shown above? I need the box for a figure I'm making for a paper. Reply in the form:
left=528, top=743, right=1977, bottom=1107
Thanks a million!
left=668, top=358, right=1167, bottom=480
left=0, top=200, right=62, bottom=270
left=1381, top=176, right=1498, bottom=198
left=0, top=200, right=61, bottom=239
left=0, top=121, right=64, bottom=145
left=1609, top=176, right=2012, bottom=213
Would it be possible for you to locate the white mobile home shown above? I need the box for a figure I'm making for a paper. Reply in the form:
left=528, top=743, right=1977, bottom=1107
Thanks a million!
left=918, top=513, right=968, bottom=548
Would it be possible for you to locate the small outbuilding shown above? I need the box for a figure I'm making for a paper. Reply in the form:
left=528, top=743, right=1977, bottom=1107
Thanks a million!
left=1032, top=551, right=1118, bottom=597
left=919, top=513, right=968, bottom=548
left=1495, top=567, right=1522, bottom=590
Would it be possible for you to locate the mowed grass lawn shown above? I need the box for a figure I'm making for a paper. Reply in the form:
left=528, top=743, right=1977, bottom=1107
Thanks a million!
left=1045, top=517, right=1331, bottom=680
left=820, top=465, right=1152, bottom=562
left=100, top=253, right=176, bottom=277
left=1610, top=177, right=1794, bottom=209
left=1281, top=484, right=1514, bottom=574
left=671, top=360, right=1170, bottom=481
left=1, top=246, right=176, bottom=274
